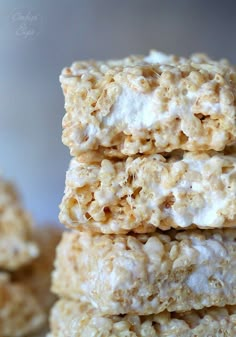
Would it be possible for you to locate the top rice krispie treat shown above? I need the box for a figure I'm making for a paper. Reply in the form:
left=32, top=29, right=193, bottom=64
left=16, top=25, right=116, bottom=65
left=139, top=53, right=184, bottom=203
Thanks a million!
left=60, top=50, right=236, bottom=158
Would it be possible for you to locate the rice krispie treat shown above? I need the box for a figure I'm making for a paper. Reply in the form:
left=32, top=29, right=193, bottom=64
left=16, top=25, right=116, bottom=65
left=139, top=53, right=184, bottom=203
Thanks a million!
left=48, top=300, right=236, bottom=337
left=60, top=151, right=236, bottom=233
left=60, top=50, right=236, bottom=158
left=0, top=176, right=39, bottom=270
left=0, top=272, right=46, bottom=337
left=52, top=229, right=236, bottom=315
left=14, top=225, right=62, bottom=315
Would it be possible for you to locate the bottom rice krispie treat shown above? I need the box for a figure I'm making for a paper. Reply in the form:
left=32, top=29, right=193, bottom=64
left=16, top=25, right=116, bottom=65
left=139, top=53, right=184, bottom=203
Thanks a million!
left=0, top=272, right=46, bottom=337
left=52, top=229, right=236, bottom=315
left=48, top=300, right=236, bottom=337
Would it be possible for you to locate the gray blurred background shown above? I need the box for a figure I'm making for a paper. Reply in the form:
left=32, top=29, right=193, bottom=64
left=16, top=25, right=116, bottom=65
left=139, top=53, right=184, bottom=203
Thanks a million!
left=1, top=0, right=236, bottom=225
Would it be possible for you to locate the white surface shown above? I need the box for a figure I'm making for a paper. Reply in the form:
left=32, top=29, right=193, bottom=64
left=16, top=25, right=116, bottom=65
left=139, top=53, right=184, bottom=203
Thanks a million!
left=186, top=237, right=228, bottom=294
left=105, top=85, right=159, bottom=129
left=144, top=50, right=177, bottom=64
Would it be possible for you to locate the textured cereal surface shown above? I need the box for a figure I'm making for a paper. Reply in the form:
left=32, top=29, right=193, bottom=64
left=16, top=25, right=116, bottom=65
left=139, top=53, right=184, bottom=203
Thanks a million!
left=60, top=151, right=236, bottom=233
left=0, top=176, right=39, bottom=270
left=0, top=272, right=46, bottom=337
left=60, top=50, right=236, bottom=157
left=52, top=229, right=236, bottom=315
left=49, top=300, right=236, bottom=337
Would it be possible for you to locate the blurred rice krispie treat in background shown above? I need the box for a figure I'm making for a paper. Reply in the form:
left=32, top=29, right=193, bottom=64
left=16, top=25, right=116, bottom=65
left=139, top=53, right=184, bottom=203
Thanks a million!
left=14, top=225, right=62, bottom=320
left=0, top=176, right=39, bottom=270
left=0, top=272, right=46, bottom=337
left=0, top=175, right=61, bottom=336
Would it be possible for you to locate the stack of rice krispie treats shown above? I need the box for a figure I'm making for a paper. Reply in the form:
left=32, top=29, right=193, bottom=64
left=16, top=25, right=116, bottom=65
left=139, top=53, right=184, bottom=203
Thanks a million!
left=50, top=51, right=236, bottom=336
